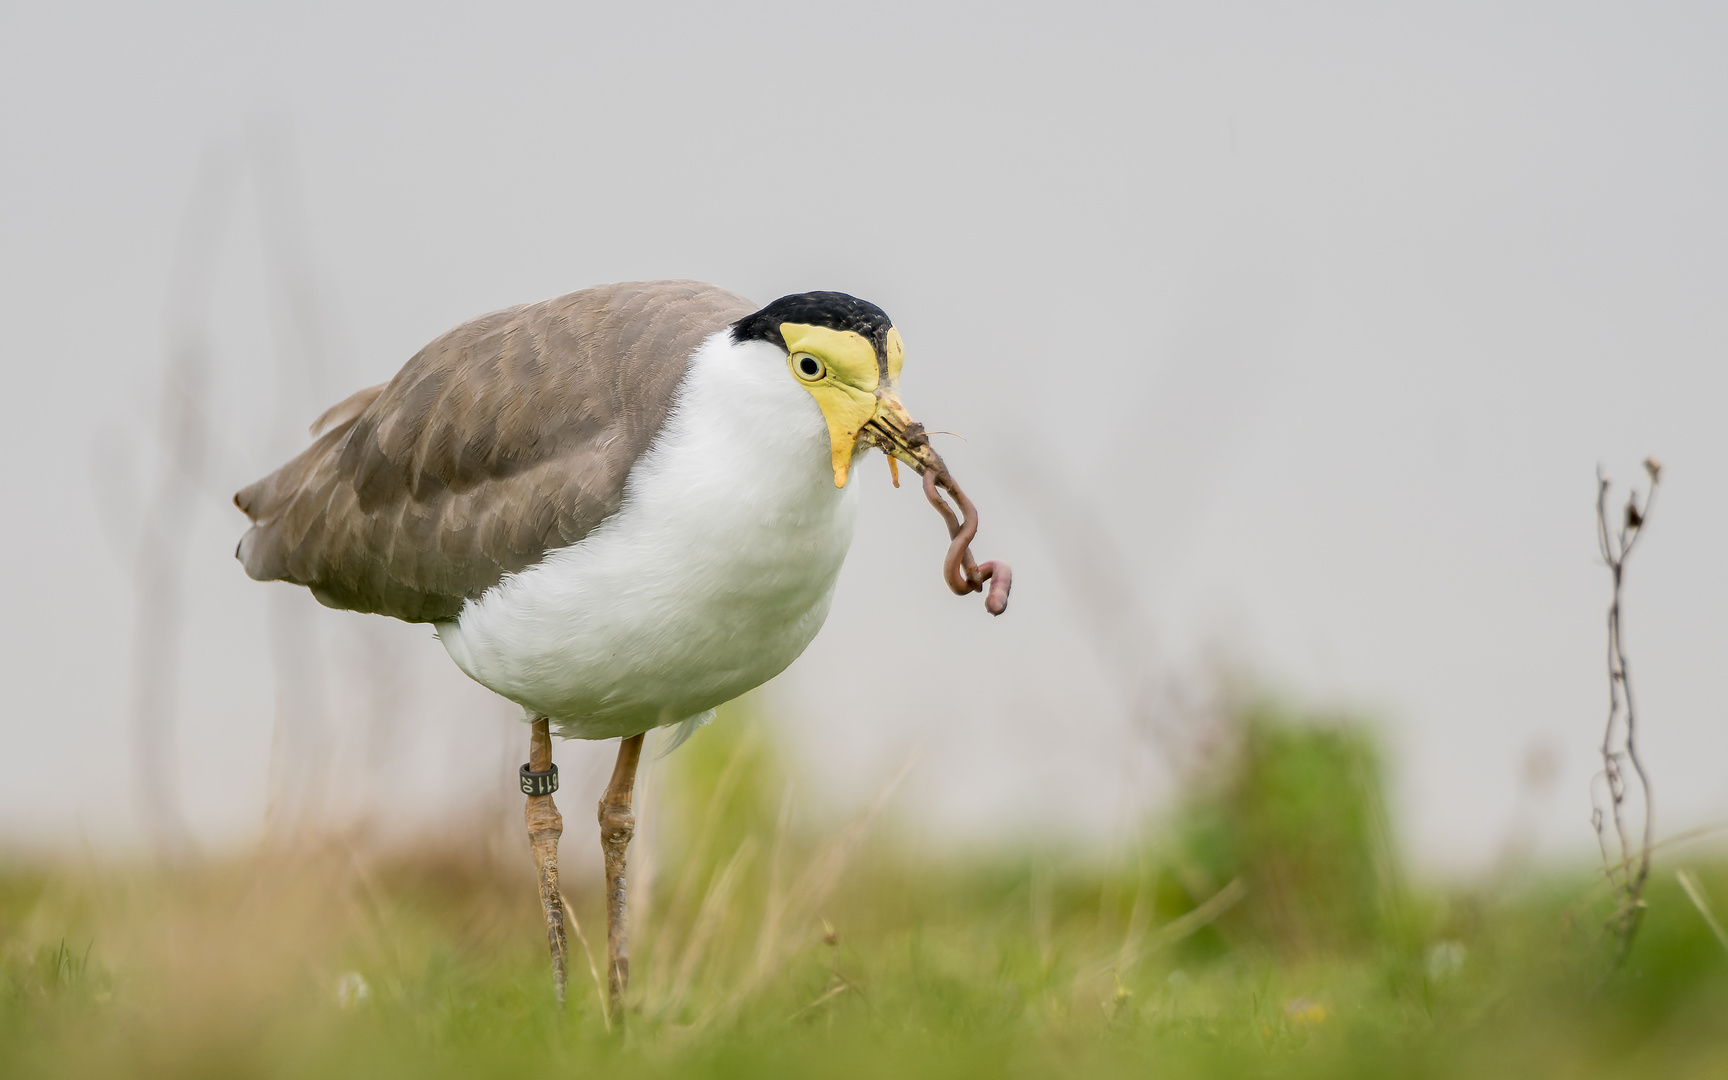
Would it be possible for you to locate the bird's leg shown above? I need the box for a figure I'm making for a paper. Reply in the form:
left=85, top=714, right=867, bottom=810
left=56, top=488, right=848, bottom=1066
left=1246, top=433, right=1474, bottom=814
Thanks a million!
left=598, top=732, right=645, bottom=1021
left=523, top=717, right=568, bottom=1004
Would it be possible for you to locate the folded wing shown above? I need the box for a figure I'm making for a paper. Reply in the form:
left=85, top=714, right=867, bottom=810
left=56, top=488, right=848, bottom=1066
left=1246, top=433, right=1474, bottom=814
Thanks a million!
left=234, top=280, right=756, bottom=622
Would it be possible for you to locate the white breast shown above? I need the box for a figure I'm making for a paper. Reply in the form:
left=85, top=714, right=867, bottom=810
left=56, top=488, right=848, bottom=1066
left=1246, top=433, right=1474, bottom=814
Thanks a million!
left=435, top=333, right=860, bottom=740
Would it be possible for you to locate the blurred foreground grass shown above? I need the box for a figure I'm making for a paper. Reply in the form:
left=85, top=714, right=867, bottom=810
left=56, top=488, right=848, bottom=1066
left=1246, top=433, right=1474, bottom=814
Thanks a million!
left=4, top=706, right=1728, bottom=1078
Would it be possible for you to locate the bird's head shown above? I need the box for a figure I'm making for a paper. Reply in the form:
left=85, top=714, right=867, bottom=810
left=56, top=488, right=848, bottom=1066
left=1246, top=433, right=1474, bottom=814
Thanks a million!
left=731, top=291, right=939, bottom=488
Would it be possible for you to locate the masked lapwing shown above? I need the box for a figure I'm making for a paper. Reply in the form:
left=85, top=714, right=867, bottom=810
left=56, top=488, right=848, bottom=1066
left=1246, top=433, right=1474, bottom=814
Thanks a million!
left=233, top=280, right=1008, bottom=1017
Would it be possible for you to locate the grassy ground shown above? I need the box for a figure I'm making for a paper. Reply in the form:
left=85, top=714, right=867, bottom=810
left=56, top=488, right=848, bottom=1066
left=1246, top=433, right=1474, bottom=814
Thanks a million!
left=4, top=710, right=1727, bottom=1078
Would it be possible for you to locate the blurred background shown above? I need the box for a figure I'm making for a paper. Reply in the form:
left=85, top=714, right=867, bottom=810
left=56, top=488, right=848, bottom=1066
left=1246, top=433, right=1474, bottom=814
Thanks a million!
left=2, top=0, right=1725, bottom=877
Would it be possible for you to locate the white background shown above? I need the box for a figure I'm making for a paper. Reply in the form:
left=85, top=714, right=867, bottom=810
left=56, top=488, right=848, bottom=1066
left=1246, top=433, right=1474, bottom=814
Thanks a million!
left=2, top=1, right=1724, bottom=873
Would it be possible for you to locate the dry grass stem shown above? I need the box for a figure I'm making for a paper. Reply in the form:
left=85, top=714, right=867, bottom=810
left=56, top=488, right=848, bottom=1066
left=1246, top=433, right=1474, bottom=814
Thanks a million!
left=1675, top=871, right=1728, bottom=955
left=745, top=785, right=798, bottom=992
left=649, top=726, right=762, bottom=991
left=703, top=753, right=917, bottom=1027
left=662, top=838, right=758, bottom=1019
left=1074, top=876, right=1248, bottom=998
left=561, top=893, right=609, bottom=1030
left=1112, top=856, right=1155, bottom=976
left=786, top=979, right=850, bottom=1022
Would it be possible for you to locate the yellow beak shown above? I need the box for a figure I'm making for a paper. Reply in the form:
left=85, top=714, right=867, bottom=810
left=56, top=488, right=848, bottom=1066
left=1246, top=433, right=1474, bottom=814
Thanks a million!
left=822, top=387, right=920, bottom=488
left=851, top=388, right=946, bottom=484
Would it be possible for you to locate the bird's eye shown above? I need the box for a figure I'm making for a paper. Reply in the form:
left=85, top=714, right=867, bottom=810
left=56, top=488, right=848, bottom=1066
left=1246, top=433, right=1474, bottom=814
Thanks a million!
left=794, top=354, right=825, bottom=381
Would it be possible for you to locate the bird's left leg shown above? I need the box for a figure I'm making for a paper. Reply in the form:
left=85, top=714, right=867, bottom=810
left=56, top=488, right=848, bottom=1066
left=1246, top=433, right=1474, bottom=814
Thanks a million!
left=522, top=717, right=568, bottom=1003
left=598, top=732, right=645, bottom=1023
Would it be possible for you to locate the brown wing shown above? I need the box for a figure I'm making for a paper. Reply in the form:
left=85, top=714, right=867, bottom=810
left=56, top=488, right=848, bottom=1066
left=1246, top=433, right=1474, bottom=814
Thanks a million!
left=234, top=280, right=757, bottom=622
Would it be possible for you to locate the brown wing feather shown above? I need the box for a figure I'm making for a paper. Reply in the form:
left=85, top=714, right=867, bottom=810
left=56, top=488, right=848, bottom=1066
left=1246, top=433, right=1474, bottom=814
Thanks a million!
left=234, top=280, right=757, bottom=622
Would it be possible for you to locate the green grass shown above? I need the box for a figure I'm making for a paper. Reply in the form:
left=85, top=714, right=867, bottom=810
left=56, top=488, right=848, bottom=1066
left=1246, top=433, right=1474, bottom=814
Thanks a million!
left=3, top=708, right=1727, bottom=1078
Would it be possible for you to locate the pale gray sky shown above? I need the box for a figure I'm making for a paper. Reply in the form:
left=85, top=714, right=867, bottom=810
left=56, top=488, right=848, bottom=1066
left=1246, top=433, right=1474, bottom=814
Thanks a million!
left=3, top=1, right=1725, bottom=873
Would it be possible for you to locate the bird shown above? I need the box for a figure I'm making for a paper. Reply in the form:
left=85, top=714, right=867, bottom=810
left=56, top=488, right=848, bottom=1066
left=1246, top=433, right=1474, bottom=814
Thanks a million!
left=232, top=280, right=1008, bottom=1019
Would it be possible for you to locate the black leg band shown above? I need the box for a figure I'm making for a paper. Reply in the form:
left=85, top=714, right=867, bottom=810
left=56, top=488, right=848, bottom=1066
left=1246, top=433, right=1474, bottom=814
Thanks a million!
left=520, top=762, right=559, bottom=796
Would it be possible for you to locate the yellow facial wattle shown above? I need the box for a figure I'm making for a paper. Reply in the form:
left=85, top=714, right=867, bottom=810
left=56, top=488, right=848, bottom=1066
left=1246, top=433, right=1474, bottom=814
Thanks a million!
left=780, top=321, right=888, bottom=487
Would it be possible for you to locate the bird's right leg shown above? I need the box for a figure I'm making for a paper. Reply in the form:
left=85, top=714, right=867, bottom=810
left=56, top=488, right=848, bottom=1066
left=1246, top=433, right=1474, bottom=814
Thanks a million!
left=598, top=732, right=645, bottom=1023
left=523, top=717, right=568, bottom=1003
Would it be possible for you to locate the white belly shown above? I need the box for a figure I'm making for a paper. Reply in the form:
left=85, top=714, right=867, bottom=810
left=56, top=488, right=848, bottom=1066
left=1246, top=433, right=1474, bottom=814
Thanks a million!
left=435, top=334, right=860, bottom=739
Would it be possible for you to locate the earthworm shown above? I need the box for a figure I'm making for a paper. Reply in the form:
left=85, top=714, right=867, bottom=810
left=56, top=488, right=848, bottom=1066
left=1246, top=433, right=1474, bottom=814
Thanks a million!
left=860, top=415, right=1011, bottom=615
left=919, top=458, right=1012, bottom=616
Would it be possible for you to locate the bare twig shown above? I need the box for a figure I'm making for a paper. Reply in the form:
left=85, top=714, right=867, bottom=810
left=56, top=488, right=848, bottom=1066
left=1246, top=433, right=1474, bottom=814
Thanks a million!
left=1590, top=458, right=1661, bottom=978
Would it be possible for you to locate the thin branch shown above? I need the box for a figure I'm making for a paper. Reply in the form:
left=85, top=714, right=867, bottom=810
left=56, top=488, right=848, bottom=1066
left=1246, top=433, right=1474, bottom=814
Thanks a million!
left=1591, top=458, right=1661, bottom=980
